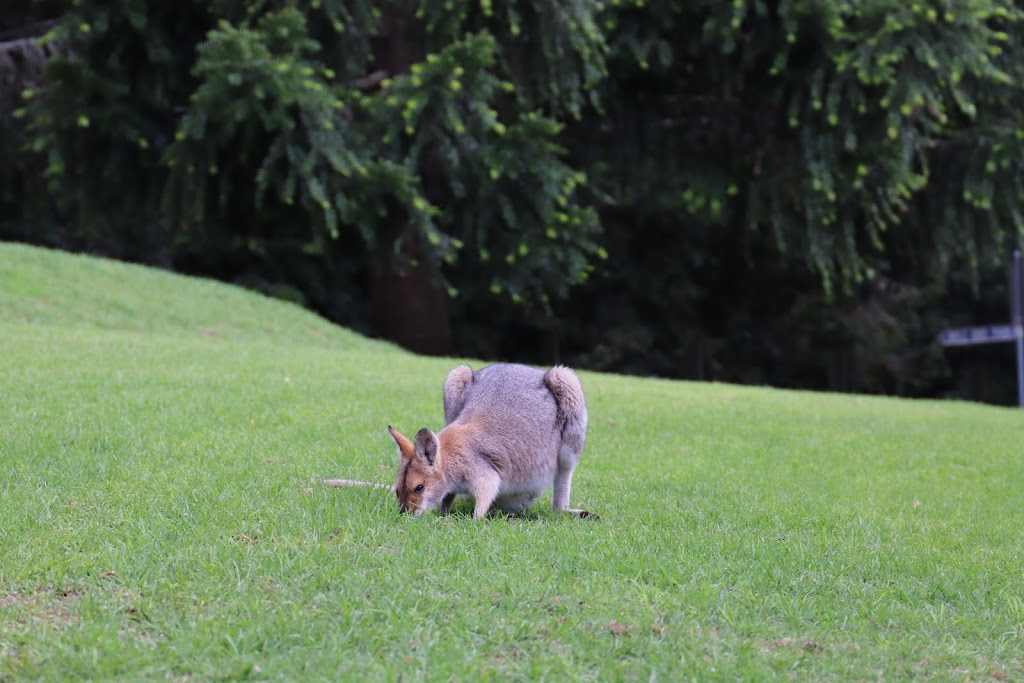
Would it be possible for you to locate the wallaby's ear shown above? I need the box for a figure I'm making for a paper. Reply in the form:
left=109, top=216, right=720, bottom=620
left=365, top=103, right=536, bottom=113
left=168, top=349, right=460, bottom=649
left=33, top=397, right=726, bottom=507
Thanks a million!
left=388, top=425, right=415, bottom=461
left=414, top=428, right=439, bottom=466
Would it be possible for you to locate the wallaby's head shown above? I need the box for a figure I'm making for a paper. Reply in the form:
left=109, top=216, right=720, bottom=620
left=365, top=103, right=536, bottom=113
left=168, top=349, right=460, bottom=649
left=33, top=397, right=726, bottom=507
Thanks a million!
left=387, top=425, right=445, bottom=516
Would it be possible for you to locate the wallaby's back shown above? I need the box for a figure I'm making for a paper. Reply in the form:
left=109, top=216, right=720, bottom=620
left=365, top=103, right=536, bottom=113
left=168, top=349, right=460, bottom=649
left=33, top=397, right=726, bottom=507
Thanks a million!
left=443, top=363, right=587, bottom=490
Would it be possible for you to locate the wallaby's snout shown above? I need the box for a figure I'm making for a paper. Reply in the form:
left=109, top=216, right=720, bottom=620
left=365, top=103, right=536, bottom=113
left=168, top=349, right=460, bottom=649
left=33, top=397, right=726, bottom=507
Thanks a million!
left=395, top=488, right=409, bottom=515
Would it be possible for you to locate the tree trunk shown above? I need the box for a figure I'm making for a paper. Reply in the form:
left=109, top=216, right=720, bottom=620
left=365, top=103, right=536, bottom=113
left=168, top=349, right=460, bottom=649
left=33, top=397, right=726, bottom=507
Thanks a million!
left=370, top=251, right=452, bottom=355
left=366, top=1, right=453, bottom=356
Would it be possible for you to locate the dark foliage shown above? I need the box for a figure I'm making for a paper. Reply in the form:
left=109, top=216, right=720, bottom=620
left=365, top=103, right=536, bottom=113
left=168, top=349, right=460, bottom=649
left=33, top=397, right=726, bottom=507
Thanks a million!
left=1, top=0, right=1022, bottom=404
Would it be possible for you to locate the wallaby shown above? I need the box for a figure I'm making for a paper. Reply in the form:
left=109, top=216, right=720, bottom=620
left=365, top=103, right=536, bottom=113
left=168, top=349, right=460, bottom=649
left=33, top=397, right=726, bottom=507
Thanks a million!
left=387, top=363, right=588, bottom=518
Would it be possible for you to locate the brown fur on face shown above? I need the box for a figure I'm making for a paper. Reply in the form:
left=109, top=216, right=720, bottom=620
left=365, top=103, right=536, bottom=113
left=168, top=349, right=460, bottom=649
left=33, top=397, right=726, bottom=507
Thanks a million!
left=388, top=425, right=447, bottom=516
left=395, top=452, right=428, bottom=514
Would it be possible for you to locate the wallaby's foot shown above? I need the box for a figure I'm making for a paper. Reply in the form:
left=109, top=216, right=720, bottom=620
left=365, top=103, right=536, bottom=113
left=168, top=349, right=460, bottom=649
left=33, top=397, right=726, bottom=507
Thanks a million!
left=568, top=508, right=598, bottom=520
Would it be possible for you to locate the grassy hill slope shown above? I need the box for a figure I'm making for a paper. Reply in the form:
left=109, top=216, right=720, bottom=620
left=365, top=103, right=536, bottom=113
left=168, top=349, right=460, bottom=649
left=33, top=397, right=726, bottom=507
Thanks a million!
left=1, top=242, right=1022, bottom=681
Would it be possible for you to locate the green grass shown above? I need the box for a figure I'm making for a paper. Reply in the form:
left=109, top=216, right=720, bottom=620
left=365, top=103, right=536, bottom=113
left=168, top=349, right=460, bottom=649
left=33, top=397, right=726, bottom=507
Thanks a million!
left=1, top=241, right=1022, bottom=681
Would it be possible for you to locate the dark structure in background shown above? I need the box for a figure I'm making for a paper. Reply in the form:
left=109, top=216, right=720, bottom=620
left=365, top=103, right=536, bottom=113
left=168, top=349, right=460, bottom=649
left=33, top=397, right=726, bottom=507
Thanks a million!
left=939, top=252, right=1024, bottom=408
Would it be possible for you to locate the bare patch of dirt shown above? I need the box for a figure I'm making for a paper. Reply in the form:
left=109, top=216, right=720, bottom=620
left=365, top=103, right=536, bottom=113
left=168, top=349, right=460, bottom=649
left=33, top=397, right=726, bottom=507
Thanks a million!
left=2, top=579, right=142, bottom=634
left=0, top=587, right=80, bottom=629
left=759, top=637, right=824, bottom=654
left=606, top=620, right=631, bottom=637
left=761, top=637, right=798, bottom=653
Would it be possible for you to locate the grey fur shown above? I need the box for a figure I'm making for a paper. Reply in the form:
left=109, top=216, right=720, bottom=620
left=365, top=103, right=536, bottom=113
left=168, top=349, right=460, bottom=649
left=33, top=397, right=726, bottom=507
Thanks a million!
left=394, top=363, right=588, bottom=518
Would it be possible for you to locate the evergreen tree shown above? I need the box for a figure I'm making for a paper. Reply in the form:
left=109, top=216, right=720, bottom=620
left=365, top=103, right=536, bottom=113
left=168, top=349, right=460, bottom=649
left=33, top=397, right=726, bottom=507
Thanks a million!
left=575, top=0, right=1023, bottom=290
left=540, top=0, right=1024, bottom=394
left=19, top=1, right=210, bottom=260
left=0, top=0, right=64, bottom=236
left=25, top=0, right=606, bottom=353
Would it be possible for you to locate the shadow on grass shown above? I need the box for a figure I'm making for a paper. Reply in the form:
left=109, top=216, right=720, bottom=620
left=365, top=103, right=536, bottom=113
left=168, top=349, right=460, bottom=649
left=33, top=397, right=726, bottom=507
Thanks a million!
left=430, top=499, right=598, bottom=522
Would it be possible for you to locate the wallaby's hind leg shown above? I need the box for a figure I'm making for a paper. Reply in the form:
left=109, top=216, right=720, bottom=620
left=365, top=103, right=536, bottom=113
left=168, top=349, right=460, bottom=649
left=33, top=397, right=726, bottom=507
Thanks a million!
left=552, top=466, right=575, bottom=512
left=544, top=366, right=588, bottom=514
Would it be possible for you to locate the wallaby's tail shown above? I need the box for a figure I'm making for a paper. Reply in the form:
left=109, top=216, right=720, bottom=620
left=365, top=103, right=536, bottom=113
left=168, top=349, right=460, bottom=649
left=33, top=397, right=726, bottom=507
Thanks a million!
left=544, top=365, right=588, bottom=462
left=443, top=364, right=474, bottom=425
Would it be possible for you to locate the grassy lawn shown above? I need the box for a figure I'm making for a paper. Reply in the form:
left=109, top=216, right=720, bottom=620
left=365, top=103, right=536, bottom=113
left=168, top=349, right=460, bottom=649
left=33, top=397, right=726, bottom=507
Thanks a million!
left=1, top=241, right=1022, bottom=681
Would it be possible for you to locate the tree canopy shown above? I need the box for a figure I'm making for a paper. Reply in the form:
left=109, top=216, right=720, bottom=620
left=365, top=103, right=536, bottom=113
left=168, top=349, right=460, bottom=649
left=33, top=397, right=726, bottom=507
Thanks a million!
left=2, top=0, right=1022, bottom=402
left=583, top=0, right=1023, bottom=287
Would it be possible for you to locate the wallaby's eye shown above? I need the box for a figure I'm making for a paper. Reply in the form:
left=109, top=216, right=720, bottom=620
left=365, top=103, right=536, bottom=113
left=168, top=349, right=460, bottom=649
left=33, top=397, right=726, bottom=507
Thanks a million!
left=414, top=484, right=425, bottom=493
